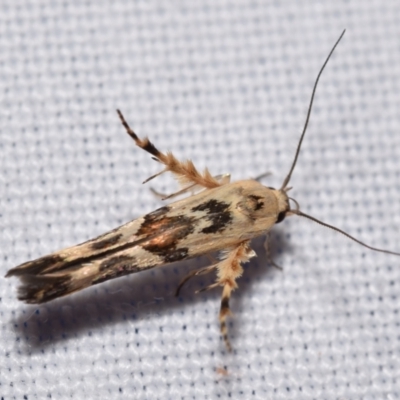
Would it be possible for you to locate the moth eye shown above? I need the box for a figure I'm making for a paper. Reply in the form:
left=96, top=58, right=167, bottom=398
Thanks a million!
left=276, top=211, right=286, bottom=224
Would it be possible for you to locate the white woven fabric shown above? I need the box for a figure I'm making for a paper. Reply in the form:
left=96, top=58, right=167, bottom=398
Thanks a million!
left=1, top=1, right=400, bottom=399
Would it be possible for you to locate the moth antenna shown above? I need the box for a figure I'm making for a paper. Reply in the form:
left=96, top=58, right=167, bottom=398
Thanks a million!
left=291, top=209, right=400, bottom=257
left=281, top=29, right=346, bottom=191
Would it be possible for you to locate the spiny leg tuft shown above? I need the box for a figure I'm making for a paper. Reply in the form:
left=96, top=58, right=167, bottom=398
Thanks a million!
left=117, top=109, right=225, bottom=189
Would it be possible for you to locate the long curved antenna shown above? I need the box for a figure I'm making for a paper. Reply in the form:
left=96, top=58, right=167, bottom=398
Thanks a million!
left=281, top=29, right=346, bottom=190
left=291, top=209, right=400, bottom=256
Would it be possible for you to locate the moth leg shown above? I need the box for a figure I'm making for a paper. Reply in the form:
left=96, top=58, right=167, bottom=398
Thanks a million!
left=196, top=281, right=220, bottom=293
left=162, top=173, right=231, bottom=200
left=214, top=173, right=231, bottom=185
left=151, top=173, right=231, bottom=200
left=264, top=233, right=283, bottom=270
left=193, top=241, right=254, bottom=351
left=218, top=242, right=256, bottom=351
left=219, top=283, right=234, bottom=352
left=175, top=263, right=217, bottom=296
left=149, top=187, right=168, bottom=200
left=117, top=110, right=223, bottom=189
left=253, top=171, right=272, bottom=182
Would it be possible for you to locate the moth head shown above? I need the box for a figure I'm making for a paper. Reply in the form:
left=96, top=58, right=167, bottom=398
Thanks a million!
left=267, top=186, right=291, bottom=224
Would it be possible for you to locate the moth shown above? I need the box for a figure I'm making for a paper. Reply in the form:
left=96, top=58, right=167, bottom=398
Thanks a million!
left=6, top=30, right=400, bottom=351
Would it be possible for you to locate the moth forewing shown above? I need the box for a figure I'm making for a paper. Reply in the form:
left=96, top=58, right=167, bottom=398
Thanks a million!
left=7, top=29, right=400, bottom=351
left=6, top=180, right=286, bottom=304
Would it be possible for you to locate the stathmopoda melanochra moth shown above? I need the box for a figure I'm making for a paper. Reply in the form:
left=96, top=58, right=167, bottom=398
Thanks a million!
left=6, top=30, right=400, bottom=351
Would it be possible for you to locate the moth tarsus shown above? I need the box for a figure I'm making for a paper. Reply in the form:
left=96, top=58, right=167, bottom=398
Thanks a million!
left=7, top=29, right=400, bottom=351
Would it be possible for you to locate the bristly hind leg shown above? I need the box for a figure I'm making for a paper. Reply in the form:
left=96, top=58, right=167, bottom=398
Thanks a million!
left=117, top=110, right=223, bottom=189
left=253, top=171, right=272, bottom=182
left=150, top=173, right=231, bottom=201
left=197, top=241, right=255, bottom=351
left=219, top=284, right=234, bottom=352
left=175, top=263, right=218, bottom=297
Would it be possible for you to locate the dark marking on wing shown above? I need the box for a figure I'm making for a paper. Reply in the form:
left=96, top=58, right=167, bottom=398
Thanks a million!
left=141, top=218, right=194, bottom=259
left=8, top=204, right=197, bottom=303
left=191, top=199, right=232, bottom=234
left=200, top=212, right=232, bottom=234
left=99, top=255, right=136, bottom=271
left=91, top=225, right=123, bottom=241
left=17, top=275, right=73, bottom=304
left=237, top=194, right=270, bottom=222
left=8, top=205, right=179, bottom=281
left=91, top=233, right=123, bottom=250
left=248, top=195, right=264, bottom=211
left=137, top=206, right=195, bottom=261
left=94, top=255, right=148, bottom=284
left=145, top=205, right=171, bottom=221
left=136, top=205, right=173, bottom=236
left=163, top=247, right=189, bottom=262
left=6, top=254, right=64, bottom=277
left=141, top=219, right=194, bottom=248
left=93, top=263, right=157, bottom=285
left=191, top=199, right=229, bottom=215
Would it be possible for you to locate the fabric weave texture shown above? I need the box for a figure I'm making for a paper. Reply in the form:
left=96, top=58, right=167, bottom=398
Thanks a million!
left=1, top=1, right=400, bottom=399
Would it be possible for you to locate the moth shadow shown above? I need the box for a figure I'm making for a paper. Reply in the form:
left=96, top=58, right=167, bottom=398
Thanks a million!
left=11, top=227, right=292, bottom=354
left=227, top=226, right=294, bottom=347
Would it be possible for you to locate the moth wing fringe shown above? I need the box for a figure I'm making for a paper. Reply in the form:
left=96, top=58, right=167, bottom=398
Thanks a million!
left=7, top=257, right=104, bottom=303
left=15, top=274, right=75, bottom=304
